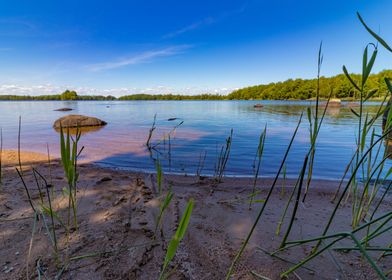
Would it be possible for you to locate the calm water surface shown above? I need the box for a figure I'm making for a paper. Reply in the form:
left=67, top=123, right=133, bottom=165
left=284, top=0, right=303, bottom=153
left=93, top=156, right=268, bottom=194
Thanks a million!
left=0, top=100, right=389, bottom=180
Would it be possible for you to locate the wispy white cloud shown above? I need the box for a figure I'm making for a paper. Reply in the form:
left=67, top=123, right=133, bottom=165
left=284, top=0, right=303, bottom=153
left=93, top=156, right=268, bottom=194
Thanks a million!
left=162, top=5, right=247, bottom=39
left=87, top=45, right=191, bottom=71
left=0, top=83, right=237, bottom=97
left=163, top=17, right=216, bottom=39
left=0, top=18, right=37, bottom=37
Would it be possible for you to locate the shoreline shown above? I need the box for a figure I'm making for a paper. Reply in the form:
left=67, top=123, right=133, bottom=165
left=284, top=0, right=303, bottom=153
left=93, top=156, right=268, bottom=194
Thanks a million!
left=0, top=98, right=386, bottom=102
left=2, top=149, right=348, bottom=182
left=1, top=150, right=391, bottom=279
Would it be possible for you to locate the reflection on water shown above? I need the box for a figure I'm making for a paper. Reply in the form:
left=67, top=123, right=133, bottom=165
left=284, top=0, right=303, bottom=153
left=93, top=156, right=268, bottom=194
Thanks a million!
left=53, top=126, right=105, bottom=135
left=0, top=100, right=389, bottom=180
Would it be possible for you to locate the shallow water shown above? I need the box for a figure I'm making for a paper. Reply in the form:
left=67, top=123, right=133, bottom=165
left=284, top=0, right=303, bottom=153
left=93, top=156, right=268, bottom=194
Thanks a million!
left=0, top=100, right=389, bottom=179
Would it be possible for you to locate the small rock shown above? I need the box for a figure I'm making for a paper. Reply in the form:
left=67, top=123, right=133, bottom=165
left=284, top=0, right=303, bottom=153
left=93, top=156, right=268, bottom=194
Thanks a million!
left=4, top=266, right=14, bottom=273
left=54, top=108, right=73, bottom=112
left=97, top=176, right=112, bottom=183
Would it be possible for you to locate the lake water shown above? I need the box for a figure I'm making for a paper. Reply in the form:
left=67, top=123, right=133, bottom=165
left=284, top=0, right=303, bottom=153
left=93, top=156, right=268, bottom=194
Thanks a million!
left=0, top=100, right=389, bottom=180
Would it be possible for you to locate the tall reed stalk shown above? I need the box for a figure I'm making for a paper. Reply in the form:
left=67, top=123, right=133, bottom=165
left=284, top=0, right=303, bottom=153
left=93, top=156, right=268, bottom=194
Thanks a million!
left=18, top=116, right=22, bottom=174
left=279, top=155, right=308, bottom=248
left=214, top=129, right=233, bottom=183
left=196, top=150, right=207, bottom=180
left=303, top=42, right=323, bottom=202
left=249, top=126, right=266, bottom=209
left=156, top=158, right=163, bottom=194
left=155, top=188, right=173, bottom=235
left=226, top=114, right=302, bottom=279
left=146, top=114, right=157, bottom=149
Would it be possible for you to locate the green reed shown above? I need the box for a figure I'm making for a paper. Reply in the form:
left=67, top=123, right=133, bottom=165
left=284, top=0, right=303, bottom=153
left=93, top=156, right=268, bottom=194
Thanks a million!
left=277, top=44, right=329, bottom=236
left=278, top=211, right=391, bottom=279
left=279, top=155, right=309, bottom=248
left=18, top=116, right=22, bottom=175
left=214, top=129, right=233, bottom=183
left=154, top=158, right=173, bottom=236
left=152, top=120, right=184, bottom=150
left=196, top=150, right=207, bottom=181
left=228, top=14, right=392, bottom=279
left=60, top=125, right=84, bottom=231
left=226, top=114, right=302, bottom=279
left=159, top=199, right=194, bottom=280
left=146, top=114, right=157, bottom=149
left=276, top=167, right=301, bottom=236
left=303, top=42, right=323, bottom=202
left=155, top=189, right=174, bottom=235
left=302, top=42, right=334, bottom=203
left=156, top=158, right=163, bottom=194
left=34, top=168, right=59, bottom=257
left=280, top=164, right=287, bottom=198
left=339, top=16, right=392, bottom=228
left=249, top=125, right=266, bottom=209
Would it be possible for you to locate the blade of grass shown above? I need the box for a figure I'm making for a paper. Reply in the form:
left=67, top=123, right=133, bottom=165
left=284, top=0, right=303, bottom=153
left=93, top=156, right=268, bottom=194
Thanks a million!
left=226, top=113, right=303, bottom=279
left=159, top=199, right=194, bottom=280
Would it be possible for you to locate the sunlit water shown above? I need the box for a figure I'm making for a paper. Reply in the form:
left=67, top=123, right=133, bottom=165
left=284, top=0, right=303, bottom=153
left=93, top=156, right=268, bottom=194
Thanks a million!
left=0, top=100, right=389, bottom=180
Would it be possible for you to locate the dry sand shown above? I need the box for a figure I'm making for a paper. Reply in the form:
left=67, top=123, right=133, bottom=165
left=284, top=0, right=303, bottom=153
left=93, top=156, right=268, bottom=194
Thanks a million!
left=0, top=150, right=391, bottom=279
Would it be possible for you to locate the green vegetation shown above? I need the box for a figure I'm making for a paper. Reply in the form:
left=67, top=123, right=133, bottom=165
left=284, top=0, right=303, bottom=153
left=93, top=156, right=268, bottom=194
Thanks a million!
left=214, top=129, right=233, bottom=183
left=1, top=70, right=392, bottom=101
left=60, top=126, right=84, bottom=232
left=226, top=12, right=392, bottom=279
left=60, top=90, right=78, bottom=100
left=229, top=70, right=392, bottom=100
left=5, top=10, right=392, bottom=280
left=0, top=89, right=116, bottom=101
left=249, top=125, right=266, bottom=209
left=119, top=93, right=225, bottom=100
left=159, top=199, right=194, bottom=280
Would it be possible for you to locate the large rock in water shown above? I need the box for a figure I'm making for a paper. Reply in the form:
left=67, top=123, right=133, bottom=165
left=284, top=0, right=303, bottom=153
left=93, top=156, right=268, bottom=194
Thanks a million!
left=53, top=114, right=107, bottom=129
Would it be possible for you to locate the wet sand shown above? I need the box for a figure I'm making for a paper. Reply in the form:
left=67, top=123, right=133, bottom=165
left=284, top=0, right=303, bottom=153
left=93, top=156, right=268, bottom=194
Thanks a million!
left=0, top=150, right=391, bottom=279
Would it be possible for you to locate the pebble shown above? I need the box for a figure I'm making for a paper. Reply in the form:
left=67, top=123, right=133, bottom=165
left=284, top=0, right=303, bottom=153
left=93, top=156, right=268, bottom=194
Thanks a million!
left=3, top=266, right=14, bottom=273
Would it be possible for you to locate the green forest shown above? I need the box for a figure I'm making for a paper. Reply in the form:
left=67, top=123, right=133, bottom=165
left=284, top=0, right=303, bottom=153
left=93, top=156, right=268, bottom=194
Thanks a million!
left=1, top=70, right=391, bottom=101
left=0, top=90, right=117, bottom=101
left=227, top=70, right=392, bottom=100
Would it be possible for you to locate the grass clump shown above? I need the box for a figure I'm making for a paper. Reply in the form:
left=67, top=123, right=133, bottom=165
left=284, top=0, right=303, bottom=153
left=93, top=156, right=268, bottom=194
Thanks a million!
left=60, top=125, right=84, bottom=231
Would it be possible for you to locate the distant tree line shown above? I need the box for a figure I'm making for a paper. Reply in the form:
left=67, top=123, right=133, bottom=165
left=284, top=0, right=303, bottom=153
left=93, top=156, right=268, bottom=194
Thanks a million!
left=0, top=70, right=391, bottom=101
left=118, top=93, right=225, bottom=100
left=0, top=90, right=117, bottom=101
left=228, top=70, right=392, bottom=100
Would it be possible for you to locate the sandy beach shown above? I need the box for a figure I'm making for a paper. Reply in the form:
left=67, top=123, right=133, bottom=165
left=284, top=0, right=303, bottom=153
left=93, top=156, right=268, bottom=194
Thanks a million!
left=0, top=150, right=391, bottom=279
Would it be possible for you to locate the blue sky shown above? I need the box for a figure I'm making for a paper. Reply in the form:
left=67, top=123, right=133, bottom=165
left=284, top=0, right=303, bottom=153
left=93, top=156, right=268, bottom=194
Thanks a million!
left=0, top=0, right=392, bottom=96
